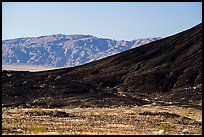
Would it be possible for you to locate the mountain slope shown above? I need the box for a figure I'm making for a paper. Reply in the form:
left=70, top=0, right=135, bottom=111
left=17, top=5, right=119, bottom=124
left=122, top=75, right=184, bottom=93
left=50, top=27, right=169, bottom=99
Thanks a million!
left=2, top=23, right=202, bottom=108
left=2, top=35, right=161, bottom=67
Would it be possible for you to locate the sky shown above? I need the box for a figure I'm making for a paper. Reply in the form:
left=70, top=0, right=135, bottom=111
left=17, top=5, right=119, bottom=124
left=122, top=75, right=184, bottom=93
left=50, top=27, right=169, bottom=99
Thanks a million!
left=2, top=2, right=202, bottom=41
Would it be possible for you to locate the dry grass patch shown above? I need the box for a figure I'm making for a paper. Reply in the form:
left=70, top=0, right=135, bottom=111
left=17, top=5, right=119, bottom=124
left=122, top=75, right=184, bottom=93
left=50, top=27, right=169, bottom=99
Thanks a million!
left=2, top=105, right=202, bottom=135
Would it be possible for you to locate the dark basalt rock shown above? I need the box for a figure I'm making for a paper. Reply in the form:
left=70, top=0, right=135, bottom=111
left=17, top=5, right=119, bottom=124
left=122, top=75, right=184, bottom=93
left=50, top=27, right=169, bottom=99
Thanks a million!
left=139, top=111, right=181, bottom=118
left=25, top=110, right=71, bottom=117
left=2, top=23, right=202, bottom=108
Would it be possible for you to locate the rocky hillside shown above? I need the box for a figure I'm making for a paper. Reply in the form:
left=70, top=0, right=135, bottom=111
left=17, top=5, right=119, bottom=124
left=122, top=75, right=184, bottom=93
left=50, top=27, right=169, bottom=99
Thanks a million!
left=2, top=35, right=161, bottom=67
left=2, top=23, right=202, bottom=108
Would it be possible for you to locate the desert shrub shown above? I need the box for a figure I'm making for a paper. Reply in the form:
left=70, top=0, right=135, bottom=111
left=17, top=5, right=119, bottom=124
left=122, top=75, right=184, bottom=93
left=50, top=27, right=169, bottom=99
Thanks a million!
left=32, top=107, right=47, bottom=115
left=13, top=114, right=21, bottom=120
left=57, top=129, right=64, bottom=134
left=134, top=108, right=142, bottom=114
left=197, top=127, right=202, bottom=135
left=87, top=111, right=95, bottom=116
left=118, top=127, right=127, bottom=133
left=52, top=109, right=58, bottom=115
left=101, top=111, right=109, bottom=116
left=32, top=125, right=47, bottom=134
left=158, top=122, right=171, bottom=131
left=32, top=107, right=43, bottom=112
left=166, top=117, right=177, bottom=124
left=128, top=120, right=135, bottom=125
left=2, top=108, right=8, bottom=114
left=51, top=110, right=69, bottom=117
left=188, top=108, right=198, bottom=114
left=180, top=117, right=192, bottom=123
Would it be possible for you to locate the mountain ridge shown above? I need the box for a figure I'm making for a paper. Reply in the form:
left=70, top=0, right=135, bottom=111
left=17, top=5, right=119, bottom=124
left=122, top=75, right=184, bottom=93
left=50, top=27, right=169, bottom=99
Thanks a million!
left=2, top=23, right=202, bottom=108
left=2, top=34, right=161, bottom=67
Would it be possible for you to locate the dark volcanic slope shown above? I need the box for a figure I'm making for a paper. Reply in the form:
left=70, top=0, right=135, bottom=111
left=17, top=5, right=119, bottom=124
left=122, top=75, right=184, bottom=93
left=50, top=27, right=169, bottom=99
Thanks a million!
left=2, top=23, right=202, bottom=108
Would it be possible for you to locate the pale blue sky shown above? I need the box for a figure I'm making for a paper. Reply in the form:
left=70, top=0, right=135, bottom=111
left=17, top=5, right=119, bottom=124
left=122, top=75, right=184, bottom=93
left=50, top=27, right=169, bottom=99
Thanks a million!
left=2, top=2, right=202, bottom=41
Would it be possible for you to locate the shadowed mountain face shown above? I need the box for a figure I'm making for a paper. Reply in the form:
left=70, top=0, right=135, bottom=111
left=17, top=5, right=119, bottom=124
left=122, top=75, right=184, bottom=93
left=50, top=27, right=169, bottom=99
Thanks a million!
left=2, top=23, right=202, bottom=108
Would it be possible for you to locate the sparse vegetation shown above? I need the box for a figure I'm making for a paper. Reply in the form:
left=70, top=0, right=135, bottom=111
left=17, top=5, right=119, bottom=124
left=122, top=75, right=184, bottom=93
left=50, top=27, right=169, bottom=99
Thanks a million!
left=32, top=107, right=44, bottom=114
left=166, top=117, right=177, bottom=124
left=197, top=127, right=202, bottom=135
left=32, top=125, right=47, bottom=134
left=180, top=116, right=192, bottom=123
left=2, top=105, right=202, bottom=135
left=158, top=122, right=172, bottom=131
left=133, top=108, right=142, bottom=114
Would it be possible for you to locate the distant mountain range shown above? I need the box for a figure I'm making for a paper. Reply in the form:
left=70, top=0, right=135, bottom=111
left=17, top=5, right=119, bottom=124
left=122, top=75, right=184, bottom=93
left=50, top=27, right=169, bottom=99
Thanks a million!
left=2, top=35, right=161, bottom=67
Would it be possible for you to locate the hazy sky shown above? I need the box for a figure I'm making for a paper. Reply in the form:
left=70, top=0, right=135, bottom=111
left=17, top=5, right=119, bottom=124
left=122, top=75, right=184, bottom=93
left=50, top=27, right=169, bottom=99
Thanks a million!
left=2, top=2, right=202, bottom=41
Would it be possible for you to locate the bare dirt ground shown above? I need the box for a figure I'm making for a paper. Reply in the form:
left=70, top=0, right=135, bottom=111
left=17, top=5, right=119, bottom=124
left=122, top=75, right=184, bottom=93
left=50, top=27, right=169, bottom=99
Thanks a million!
left=2, top=65, right=59, bottom=72
left=2, top=104, right=202, bottom=135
